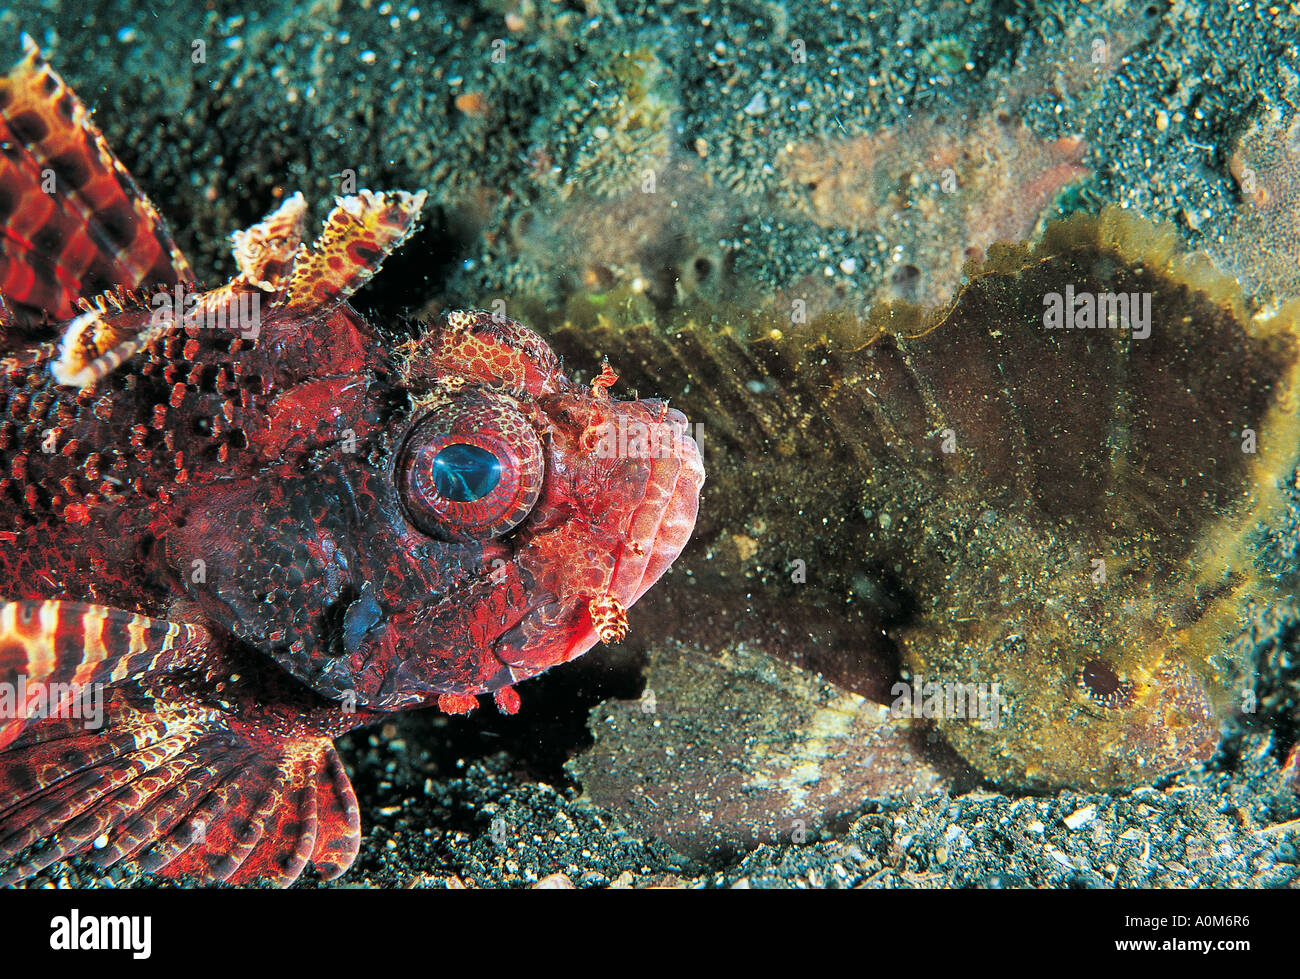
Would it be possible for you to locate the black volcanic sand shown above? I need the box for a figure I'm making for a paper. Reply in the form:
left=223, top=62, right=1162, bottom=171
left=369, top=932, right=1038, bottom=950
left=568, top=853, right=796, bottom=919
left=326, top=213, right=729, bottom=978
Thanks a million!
left=1, top=0, right=1298, bottom=888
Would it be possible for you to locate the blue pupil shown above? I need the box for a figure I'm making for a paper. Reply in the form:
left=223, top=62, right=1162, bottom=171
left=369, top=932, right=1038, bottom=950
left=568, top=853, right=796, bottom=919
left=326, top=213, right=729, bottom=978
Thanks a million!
left=431, top=443, right=502, bottom=503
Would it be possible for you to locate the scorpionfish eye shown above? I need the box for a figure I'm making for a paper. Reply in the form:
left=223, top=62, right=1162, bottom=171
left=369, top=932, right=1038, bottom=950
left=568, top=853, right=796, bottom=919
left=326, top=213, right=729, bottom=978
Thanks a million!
left=397, top=391, right=544, bottom=542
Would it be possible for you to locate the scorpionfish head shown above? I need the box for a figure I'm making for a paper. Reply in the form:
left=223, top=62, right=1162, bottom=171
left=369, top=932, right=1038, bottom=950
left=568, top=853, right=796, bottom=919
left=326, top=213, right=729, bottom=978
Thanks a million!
left=320, top=309, right=703, bottom=713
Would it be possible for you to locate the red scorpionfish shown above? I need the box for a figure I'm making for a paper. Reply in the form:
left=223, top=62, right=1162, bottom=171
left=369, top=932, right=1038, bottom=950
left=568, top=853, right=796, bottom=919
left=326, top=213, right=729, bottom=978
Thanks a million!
left=0, top=39, right=703, bottom=885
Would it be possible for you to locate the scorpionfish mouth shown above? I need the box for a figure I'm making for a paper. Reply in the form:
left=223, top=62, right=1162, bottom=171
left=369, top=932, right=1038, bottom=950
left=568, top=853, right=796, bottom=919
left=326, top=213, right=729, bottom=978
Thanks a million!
left=558, top=398, right=704, bottom=663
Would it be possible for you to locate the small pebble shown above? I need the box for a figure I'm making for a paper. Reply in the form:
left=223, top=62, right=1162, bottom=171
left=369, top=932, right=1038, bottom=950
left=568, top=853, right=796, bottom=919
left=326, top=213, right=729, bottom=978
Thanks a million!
left=1064, top=805, right=1097, bottom=830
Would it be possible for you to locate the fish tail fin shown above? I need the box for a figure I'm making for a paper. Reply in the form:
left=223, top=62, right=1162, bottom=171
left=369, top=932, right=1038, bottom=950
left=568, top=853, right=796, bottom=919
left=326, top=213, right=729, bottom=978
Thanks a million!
left=0, top=35, right=192, bottom=332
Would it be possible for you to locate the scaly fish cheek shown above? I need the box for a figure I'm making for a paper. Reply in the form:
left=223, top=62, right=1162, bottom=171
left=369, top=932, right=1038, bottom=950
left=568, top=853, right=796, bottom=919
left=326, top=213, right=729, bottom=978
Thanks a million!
left=333, top=567, right=537, bottom=709
left=512, top=425, right=656, bottom=605
left=479, top=477, right=649, bottom=675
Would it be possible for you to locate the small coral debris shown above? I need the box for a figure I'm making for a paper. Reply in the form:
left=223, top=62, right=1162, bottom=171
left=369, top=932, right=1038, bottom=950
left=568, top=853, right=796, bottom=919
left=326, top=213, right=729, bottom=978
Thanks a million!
left=556, top=44, right=675, bottom=200
left=454, top=91, right=489, bottom=118
left=992, top=0, right=1169, bottom=109
left=921, top=35, right=972, bottom=77
left=532, top=872, right=576, bottom=889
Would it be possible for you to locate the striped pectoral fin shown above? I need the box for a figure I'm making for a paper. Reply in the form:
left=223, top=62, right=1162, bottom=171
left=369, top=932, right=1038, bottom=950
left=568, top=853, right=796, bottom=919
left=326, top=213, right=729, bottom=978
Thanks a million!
left=0, top=36, right=193, bottom=329
left=0, top=680, right=214, bottom=884
left=0, top=599, right=210, bottom=749
left=0, top=600, right=365, bottom=886
left=148, top=736, right=361, bottom=886
left=282, top=189, right=427, bottom=312
left=0, top=671, right=366, bottom=887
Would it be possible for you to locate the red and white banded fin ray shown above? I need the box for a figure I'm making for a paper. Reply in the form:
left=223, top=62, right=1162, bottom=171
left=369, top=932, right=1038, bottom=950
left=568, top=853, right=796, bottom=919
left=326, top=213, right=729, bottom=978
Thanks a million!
left=129, top=731, right=359, bottom=886
left=0, top=715, right=213, bottom=881
left=0, top=599, right=365, bottom=886
left=0, top=673, right=363, bottom=886
left=0, top=35, right=193, bottom=332
left=0, top=599, right=210, bottom=749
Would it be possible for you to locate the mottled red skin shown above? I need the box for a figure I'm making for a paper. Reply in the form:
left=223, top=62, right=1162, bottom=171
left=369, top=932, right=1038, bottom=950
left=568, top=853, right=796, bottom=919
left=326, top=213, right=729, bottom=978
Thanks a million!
left=0, top=302, right=703, bottom=724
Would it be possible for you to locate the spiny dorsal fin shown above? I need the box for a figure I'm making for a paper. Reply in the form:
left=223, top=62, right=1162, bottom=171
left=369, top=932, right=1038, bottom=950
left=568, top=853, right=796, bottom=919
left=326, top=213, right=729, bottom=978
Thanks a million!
left=230, top=190, right=307, bottom=292
left=48, top=192, right=309, bottom=389
left=0, top=35, right=193, bottom=330
left=283, top=188, right=427, bottom=312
